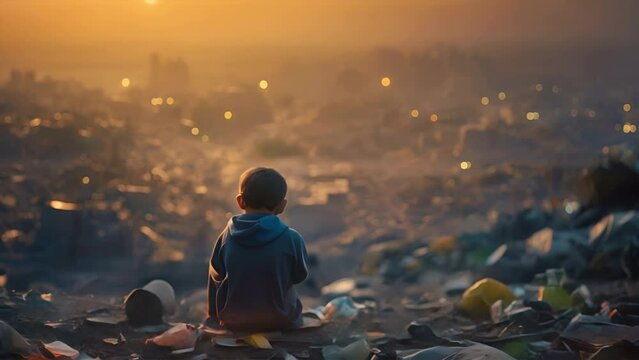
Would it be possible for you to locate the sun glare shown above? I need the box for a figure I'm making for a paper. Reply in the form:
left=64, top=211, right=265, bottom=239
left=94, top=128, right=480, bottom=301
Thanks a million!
left=145, top=0, right=158, bottom=5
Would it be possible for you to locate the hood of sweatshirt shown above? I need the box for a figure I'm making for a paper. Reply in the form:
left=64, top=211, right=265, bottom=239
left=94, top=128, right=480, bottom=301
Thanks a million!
left=226, top=213, right=289, bottom=247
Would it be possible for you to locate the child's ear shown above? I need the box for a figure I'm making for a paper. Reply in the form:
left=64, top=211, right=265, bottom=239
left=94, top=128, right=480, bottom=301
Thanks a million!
left=274, top=199, right=287, bottom=215
left=236, top=194, right=246, bottom=209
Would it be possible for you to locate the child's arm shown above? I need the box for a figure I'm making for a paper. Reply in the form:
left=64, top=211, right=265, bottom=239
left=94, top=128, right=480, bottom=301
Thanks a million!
left=209, top=232, right=226, bottom=285
left=207, top=231, right=227, bottom=321
left=291, top=231, right=309, bottom=284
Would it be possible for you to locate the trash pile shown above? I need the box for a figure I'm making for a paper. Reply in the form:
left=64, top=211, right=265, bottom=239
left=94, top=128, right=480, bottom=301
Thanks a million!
left=360, top=156, right=639, bottom=285
left=1, top=72, right=638, bottom=358
left=3, top=271, right=639, bottom=359
left=315, top=271, right=639, bottom=360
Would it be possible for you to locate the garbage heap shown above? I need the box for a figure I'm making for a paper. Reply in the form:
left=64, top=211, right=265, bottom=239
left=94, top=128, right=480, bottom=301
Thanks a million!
left=2, top=270, right=639, bottom=360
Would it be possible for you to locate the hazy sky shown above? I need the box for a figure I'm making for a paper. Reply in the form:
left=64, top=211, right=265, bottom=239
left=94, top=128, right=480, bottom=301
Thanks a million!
left=1, top=0, right=637, bottom=91
left=1, top=0, right=638, bottom=49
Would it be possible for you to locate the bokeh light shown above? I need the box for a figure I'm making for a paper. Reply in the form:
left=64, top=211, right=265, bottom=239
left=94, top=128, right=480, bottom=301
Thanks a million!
left=410, top=109, right=419, bottom=118
left=460, top=161, right=472, bottom=170
left=622, top=123, right=637, bottom=134
left=259, top=80, right=269, bottom=90
left=82, top=176, right=90, bottom=185
left=526, top=112, right=540, bottom=121
left=430, top=114, right=439, bottom=122
left=166, top=97, right=175, bottom=105
left=224, top=111, right=233, bottom=120
left=191, top=127, right=200, bottom=135
left=121, top=78, right=130, bottom=88
left=498, top=91, right=507, bottom=101
left=29, top=118, right=41, bottom=127
left=481, top=96, right=489, bottom=105
left=380, top=77, right=391, bottom=87
left=623, top=103, right=632, bottom=112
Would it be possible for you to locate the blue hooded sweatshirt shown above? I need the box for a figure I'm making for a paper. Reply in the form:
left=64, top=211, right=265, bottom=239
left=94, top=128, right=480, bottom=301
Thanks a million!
left=208, top=213, right=309, bottom=331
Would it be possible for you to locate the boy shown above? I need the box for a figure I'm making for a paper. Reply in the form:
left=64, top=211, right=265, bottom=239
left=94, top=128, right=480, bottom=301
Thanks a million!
left=207, top=167, right=309, bottom=331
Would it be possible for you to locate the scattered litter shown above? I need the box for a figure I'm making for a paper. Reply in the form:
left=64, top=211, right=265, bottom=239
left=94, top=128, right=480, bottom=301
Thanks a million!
left=170, top=347, right=195, bottom=355
left=458, top=278, right=516, bottom=321
left=148, top=323, right=200, bottom=350
left=300, top=316, right=323, bottom=329
left=77, top=352, right=100, bottom=360
left=214, top=337, right=245, bottom=348
left=321, top=296, right=365, bottom=320
left=560, top=314, right=639, bottom=352
left=102, top=338, right=120, bottom=345
left=0, top=321, right=35, bottom=357
left=141, top=280, right=177, bottom=315
left=429, top=236, right=457, bottom=253
left=244, top=333, right=272, bottom=349
left=395, top=346, right=462, bottom=360
left=124, top=279, right=176, bottom=327
left=214, top=333, right=273, bottom=349
left=321, top=278, right=357, bottom=300
left=86, top=315, right=124, bottom=326
left=133, top=323, right=171, bottom=333
left=322, top=338, right=370, bottom=360
left=44, top=341, right=80, bottom=360
left=44, top=321, right=65, bottom=328
left=537, top=269, right=572, bottom=311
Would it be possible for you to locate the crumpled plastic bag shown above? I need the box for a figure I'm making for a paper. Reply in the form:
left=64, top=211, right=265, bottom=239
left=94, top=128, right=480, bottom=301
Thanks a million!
left=588, top=211, right=639, bottom=278
left=560, top=314, right=639, bottom=350
left=0, top=321, right=36, bottom=357
left=322, top=338, right=370, bottom=360
left=321, top=296, right=365, bottom=320
left=396, top=343, right=515, bottom=360
left=148, top=323, right=200, bottom=350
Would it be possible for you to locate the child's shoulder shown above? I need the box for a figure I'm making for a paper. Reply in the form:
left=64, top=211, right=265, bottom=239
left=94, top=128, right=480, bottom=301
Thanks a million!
left=284, top=226, right=305, bottom=245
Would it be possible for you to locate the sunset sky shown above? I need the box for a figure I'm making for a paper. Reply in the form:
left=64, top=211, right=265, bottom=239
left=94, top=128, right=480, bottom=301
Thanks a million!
left=1, top=0, right=637, bottom=48
left=1, top=0, right=637, bottom=91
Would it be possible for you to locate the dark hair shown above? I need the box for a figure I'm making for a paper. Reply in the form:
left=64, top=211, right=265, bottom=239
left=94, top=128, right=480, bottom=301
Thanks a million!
left=239, top=167, right=287, bottom=210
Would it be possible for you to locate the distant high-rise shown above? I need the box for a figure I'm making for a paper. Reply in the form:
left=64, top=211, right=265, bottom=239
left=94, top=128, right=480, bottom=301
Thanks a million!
left=147, top=53, right=190, bottom=96
left=9, top=70, right=36, bottom=90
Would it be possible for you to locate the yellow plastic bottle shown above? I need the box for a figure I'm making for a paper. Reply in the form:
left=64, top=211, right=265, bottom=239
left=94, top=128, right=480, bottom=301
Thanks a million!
left=458, top=278, right=516, bottom=321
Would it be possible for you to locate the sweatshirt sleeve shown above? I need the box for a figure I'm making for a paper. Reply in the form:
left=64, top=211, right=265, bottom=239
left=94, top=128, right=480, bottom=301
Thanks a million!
left=290, top=230, right=309, bottom=285
left=209, top=230, right=227, bottom=286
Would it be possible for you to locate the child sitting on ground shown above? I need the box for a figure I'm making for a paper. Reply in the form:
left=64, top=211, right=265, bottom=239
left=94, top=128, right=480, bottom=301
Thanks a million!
left=207, top=167, right=309, bottom=331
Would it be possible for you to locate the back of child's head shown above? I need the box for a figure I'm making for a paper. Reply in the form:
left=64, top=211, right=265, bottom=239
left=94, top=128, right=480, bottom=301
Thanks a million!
left=239, top=167, right=287, bottom=210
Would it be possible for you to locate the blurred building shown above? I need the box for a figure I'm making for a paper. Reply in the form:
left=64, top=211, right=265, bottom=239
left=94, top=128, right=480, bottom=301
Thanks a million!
left=9, top=70, right=36, bottom=91
left=148, top=53, right=190, bottom=96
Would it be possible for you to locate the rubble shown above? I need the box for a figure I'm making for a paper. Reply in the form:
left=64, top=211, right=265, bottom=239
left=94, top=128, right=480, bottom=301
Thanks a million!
left=0, top=45, right=638, bottom=359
